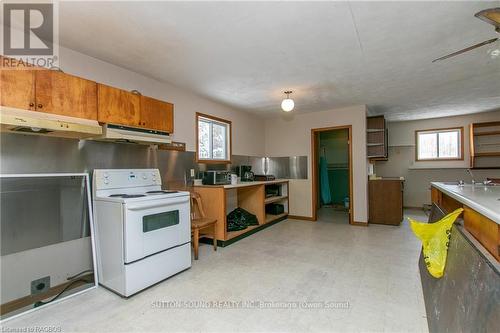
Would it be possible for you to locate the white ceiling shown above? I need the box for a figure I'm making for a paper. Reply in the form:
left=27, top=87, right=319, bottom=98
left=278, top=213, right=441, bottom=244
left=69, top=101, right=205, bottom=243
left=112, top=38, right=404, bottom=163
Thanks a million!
left=56, top=1, right=500, bottom=120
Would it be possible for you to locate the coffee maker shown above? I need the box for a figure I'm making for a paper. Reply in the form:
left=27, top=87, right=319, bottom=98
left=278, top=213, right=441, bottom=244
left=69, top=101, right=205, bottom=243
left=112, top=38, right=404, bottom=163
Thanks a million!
left=236, top=165, right=254, bottom=182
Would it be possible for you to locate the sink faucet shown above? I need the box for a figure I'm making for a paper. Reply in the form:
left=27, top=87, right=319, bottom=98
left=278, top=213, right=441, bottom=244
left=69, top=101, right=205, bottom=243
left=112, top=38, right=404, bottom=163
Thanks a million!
left=467, top=169, right=475, bottom=185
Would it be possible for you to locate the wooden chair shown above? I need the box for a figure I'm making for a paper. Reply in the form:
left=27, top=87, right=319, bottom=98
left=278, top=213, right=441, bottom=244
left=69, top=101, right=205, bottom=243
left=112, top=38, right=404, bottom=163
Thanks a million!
left=190, top=192, right=217, bottom=260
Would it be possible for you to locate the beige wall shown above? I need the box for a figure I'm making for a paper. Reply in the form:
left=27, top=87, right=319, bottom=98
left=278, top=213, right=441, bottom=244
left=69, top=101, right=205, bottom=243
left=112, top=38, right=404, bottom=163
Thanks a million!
left=375, top=110, right=500, bottom=207
left=56, top=47, right=265, bottom=156
left=386, top=109, right=500, bottom=169
left=264, top=105, right=368, bottom=222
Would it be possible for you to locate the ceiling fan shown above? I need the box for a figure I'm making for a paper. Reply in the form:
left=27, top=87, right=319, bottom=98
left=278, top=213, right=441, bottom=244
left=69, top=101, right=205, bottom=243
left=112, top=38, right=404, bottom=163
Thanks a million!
left=432, top=7, right=500, bottom=62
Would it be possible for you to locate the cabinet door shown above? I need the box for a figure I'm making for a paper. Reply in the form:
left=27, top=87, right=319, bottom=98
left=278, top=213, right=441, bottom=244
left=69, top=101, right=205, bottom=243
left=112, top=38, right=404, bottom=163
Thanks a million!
left=369, top=180, right=403, bottom=225
left=0, top=66, right=36, bottom=110
left=97, top=84, right=140, bottom=126
left=35, top=70, right=97, bottom=119
left=139, top=96, right=173, bottom=133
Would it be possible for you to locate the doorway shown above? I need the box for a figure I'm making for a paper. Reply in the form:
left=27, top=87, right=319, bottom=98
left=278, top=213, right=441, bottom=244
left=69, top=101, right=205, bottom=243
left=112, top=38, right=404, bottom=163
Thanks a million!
left=311, top=126, right=353, bottom=224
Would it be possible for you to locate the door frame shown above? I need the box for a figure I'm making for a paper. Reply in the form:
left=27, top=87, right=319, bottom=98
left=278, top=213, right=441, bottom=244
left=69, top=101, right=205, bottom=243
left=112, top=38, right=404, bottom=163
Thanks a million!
left=311, top=125, right=353, bottom=224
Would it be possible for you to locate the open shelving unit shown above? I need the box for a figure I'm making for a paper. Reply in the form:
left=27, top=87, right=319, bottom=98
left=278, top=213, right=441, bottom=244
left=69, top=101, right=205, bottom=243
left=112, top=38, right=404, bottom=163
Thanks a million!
left=194, top=180, right=289, bottom=246
left=367, top=115, right=388, bottom=161
left=470, top=121, right=500, bottom=169
left=264, top=182, right=289, bottom=224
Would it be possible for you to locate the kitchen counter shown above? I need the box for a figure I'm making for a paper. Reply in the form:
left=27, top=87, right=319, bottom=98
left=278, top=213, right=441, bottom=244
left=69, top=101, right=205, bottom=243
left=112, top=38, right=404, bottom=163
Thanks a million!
left=431, top=182, right=500, bottom=224
left=194, top=179, right=289, bottom=189
left=431, top=182, right=500, bottom=261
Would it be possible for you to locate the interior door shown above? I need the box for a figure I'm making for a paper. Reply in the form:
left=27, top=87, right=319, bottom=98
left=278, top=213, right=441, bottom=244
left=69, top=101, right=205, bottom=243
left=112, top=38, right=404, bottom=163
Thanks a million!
left=35, top=70, right=97, bottom=119
left=97, top=84, right=140, bottom=127
left=0, top=59, right=36, bottom=110
left=140, top=96, right=173, bottom=133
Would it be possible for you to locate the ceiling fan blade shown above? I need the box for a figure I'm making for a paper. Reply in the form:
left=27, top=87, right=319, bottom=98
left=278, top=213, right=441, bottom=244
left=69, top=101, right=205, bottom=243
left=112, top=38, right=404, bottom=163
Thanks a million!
left=475, top=7, right=500, bottom=30
left=432, top=37, right=498, bottom=63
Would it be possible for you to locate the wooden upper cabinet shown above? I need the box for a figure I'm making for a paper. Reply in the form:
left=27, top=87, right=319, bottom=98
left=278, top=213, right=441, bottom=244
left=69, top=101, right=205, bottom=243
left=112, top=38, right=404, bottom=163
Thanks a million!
left=35, top=70, right=97, bottom=119
left=1, top=68, right=36, bottom=110
left=139, top=96, right=173, bottom=133
left=1, top=57, right=175, bottom=131
left=97, top=84, right=140, bottom=127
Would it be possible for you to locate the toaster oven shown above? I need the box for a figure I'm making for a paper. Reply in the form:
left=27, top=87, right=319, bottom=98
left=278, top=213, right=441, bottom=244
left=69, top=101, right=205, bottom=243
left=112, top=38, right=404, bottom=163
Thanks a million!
left=201, top=171, right=231, bottom=185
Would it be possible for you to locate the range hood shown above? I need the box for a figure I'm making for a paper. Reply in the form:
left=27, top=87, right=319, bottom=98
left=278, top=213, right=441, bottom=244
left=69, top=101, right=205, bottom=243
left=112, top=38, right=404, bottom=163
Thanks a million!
left=0, top=107, right=102, bottom=139
left=97, top=124, right=171, bottom=145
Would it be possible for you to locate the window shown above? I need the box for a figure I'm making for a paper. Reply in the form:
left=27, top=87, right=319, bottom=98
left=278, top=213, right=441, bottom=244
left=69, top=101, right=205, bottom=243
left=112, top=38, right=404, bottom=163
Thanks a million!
left=416, top=127, right=463, bottom=161
left=196, top=113, right=231, bottom=163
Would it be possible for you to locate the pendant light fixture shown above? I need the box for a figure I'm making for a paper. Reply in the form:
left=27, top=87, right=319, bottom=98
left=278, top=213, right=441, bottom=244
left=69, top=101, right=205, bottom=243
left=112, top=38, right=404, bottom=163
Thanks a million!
left=281, top=91, right=294, bottom=112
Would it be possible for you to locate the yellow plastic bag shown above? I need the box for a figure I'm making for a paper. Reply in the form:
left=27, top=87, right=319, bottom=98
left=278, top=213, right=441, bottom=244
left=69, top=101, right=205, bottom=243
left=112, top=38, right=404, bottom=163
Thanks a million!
left=409, top=208, right=463, bottom=278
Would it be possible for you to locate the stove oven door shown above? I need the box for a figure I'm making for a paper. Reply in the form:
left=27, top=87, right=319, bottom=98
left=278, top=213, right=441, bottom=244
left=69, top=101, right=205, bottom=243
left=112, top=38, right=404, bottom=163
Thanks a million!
left=122, top=195, right=190, bottom=263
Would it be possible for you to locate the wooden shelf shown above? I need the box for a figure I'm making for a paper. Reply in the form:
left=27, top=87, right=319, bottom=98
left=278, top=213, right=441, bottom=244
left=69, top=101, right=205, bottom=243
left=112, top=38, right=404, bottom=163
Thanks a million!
left=266, top=213, right=288, bottom=223
left=474, top=152, right=500, bottom=157
left=367, top=129, right=385, bottom=133
left=369, top=157, right=388, bottom=162
left=472, top=121, right=500, bottom=128
left=226, top=225, right=260, bottom=240
left=264, top=195, right=288, bottom=204
left=470, top=167, right=500, bottom=170
left=473, top=131, right=500, bottom=136
left=367, top=143, right=384, bottom=146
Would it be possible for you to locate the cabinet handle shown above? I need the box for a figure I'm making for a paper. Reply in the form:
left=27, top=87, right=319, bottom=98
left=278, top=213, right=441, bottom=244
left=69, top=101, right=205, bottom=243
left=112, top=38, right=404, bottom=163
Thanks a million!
left=49, top=66, right=64, bottom=73
left=37, top=104, right=43, bottom=109
left=29, top=102, right=34, bottom=107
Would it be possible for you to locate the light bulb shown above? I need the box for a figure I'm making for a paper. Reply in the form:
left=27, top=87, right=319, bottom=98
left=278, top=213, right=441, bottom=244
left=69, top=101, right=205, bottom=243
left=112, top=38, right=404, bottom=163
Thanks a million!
left=281, top=98, right=294, bottom=112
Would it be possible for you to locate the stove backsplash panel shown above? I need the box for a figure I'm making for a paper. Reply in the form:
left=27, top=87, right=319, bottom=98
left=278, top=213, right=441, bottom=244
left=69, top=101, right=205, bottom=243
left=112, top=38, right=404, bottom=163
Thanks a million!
left=0, top=133, right=307, bottom=187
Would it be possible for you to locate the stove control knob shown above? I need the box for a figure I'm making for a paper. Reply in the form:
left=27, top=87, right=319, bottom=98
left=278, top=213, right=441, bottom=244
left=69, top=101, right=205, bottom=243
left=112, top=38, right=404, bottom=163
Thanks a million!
left=103, top=172, right=109, bottom=179
left=104, top=179, right=109, bottom=185
left=142, top=173, right=147, bottom=180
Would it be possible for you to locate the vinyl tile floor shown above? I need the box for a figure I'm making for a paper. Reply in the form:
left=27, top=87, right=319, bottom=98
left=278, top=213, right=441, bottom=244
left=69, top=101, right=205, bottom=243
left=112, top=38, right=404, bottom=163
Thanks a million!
left=3, top=209, right=429, bottom=332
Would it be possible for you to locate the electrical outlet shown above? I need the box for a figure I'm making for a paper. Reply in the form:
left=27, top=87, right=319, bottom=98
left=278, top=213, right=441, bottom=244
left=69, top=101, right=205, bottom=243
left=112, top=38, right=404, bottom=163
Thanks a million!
left=31, top=276, right=50, bottom=295
left=190, top=169, right=195, bottom=177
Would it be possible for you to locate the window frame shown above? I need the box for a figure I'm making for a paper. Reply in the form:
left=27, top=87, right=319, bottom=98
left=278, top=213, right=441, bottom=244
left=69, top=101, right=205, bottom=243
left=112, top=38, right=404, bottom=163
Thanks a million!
left=195, top=112, right=232, bottom=164
left=415, top=127, right=464, bottom=161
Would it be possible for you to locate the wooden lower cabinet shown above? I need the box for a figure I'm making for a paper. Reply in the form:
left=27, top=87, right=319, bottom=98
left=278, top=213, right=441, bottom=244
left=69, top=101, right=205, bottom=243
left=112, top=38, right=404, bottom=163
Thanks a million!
left=192, top=186, right=227, bottom=241
left=369, top=179, right=404, bottom=225
left=463, top=207, right=499, bottom=261
left=431, top=186, right=499, bottom=261
left=431, top=187, right=441, bottom=206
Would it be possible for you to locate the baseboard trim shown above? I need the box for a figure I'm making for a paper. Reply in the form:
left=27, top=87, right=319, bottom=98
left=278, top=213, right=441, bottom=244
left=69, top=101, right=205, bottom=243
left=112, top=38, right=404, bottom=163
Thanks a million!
left=351, top=221, right=368, bottom=226
left=288, top=215, right=316, bottom=221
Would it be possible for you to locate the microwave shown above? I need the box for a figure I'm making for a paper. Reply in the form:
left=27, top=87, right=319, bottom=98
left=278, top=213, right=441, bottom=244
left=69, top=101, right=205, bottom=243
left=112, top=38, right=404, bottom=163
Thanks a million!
left=201, top=171, right=231, bottom=185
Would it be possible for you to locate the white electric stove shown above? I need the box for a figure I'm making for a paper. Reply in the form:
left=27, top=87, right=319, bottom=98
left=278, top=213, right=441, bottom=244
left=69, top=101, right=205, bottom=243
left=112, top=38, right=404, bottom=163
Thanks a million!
left=92, top=169, right=191, bottom=297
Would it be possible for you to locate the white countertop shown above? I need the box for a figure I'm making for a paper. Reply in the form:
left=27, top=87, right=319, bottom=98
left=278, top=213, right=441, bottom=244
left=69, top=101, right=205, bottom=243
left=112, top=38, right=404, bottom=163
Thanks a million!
left=431, top=182, right=500, bottom=224
left=194, top=179, right=288, bottom=189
